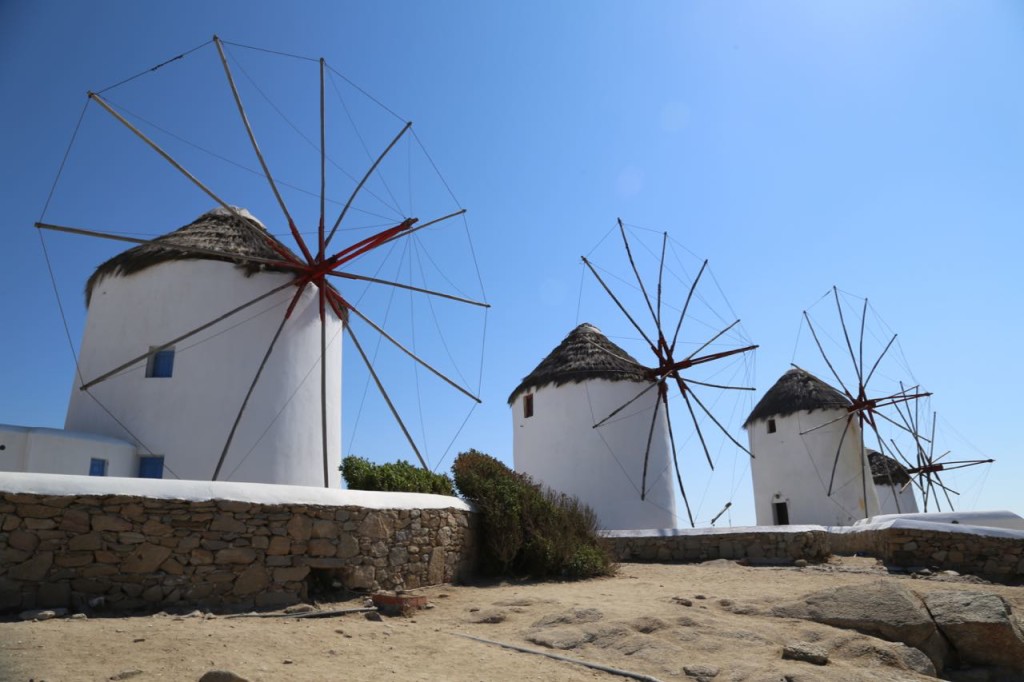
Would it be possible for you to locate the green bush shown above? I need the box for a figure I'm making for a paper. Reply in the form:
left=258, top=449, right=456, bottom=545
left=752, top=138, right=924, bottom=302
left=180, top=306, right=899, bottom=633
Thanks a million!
left=341, top=455, right=455, bottom=496
left=452, top=449, right=615, bottom=580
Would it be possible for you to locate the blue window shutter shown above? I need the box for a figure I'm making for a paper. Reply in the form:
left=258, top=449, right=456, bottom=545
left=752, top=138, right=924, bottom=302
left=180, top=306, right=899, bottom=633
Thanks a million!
left=88, top=458, right=108, bottom=476
left=138, top=455, right=164, bottom=479
left=151, top=350, right=174, bottom=378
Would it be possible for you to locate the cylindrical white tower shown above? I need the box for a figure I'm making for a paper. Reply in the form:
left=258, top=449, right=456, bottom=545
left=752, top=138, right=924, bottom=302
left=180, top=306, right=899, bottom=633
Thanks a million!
left=744, top=368, right=881, bottom=526
left=65, top=208, right=341, bottom=487
left=509, top=324, right=677, bottom=530
left=869, top=450, right=919, bottom=515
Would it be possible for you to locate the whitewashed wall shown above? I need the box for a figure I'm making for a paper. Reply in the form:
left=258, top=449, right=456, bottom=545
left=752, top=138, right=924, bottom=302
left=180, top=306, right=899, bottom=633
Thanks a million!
left=748, top=407, right=880, bottom=526
left=65, top=260, right=341, bottom=487
left=875, top=479, right=920, bottom=516
left=512, top=379, right=677, bottom=530
left=0, top=424, right=136, bottom=476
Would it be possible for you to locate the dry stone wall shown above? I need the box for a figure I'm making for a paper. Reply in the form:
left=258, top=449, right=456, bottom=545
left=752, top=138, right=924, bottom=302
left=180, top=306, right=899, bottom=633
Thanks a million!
left=604, top=524, right=1024, bottom=582
left=0, top=491, right=476, bottom=613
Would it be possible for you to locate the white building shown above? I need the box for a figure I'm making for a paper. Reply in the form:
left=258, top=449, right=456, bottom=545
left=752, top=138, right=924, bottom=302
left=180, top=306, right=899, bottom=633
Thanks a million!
left=868, top=449, right=920, bottom=516
left=744, top=367, right=882, bottom=526
left=58, top=207, right=341, bottom=487
left=509, top=323, right=677, bottom=530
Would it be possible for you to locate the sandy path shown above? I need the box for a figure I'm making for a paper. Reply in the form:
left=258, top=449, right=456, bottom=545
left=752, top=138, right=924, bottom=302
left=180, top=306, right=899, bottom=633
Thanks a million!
left=2, top=559, right=1021, bottom=682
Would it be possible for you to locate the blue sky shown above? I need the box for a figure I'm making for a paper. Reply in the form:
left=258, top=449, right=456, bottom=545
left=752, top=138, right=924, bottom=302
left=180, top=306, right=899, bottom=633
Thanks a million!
left=1, top=2, right=1021, bottom=526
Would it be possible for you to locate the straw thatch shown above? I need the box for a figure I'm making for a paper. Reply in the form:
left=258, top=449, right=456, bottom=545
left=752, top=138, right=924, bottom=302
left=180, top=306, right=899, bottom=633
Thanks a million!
left=85, top=208, right=298, bottom=305
left=868, top=449, right=913, bottom=486
left=507, top=323, right=650, bottom=405
left=743, top=367, right=851, bottom=428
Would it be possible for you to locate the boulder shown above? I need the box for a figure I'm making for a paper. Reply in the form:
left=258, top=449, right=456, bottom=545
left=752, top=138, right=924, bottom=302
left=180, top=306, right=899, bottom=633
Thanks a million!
left=772, top=582, right=949, bottom=670
left=923, top=590, right=1024, bottom=672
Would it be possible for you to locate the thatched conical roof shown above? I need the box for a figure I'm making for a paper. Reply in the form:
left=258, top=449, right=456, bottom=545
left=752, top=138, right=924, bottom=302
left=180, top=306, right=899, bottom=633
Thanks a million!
left=85, top=207, right=297, bottom=305
left=867, top=449, right=913, bottom=486
left=743, top=367, right=851, bottom=428
left=507, top=323, right=650, bottom=404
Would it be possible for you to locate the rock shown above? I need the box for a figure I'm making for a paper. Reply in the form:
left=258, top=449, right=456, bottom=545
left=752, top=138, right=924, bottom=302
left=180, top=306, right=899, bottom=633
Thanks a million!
left=197, top=671, right=249, bottom=682
left=526, top=626, right=594, bottom=650
left=232, top=565, right=270, bottom=596
left=9, top=551, right=53, bottom=581
left=794, top=559, right=808, bottom=568
left=122, top=544, right=173, bottom=573
left=683, top=664, right=720, bottom=681
left=673, top=597, right=693, bottom=607
left=532, top=608, right=604, bottom=628
left=109, top=670, right=144, bottom=680
left=630, top=616, right=669, bottom=633
left=782, top=642, right=829, bottom=666
left=20, top=608, right=66, bottom=621
left=470, top=609, right=507, bottom=624
left=284, top=604, right=315, bottom=614
left=772, top=582, right=948, bottom=670
left=923, top=590, right=1024, bottom=672
left=364, top=611, right=383, bottom=622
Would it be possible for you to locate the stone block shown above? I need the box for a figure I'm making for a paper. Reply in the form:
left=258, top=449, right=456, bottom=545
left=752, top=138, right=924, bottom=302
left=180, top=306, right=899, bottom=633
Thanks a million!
left=8, top=551, right=53, bottom=581
left=215, top=547, right=256, bottom=565
left=92, top=515, right=131, bottom=532
left=141, top=519, right=173, bottom=536
left=308, top=539, right=336, bottom=557
left=8, top=530, right=39, bottom=553
left=311, top=520, right=338, bottom=539
left=122, top=543, right=173, bottom=574
left=358, top=514, right=393, bottom=540
left=68, top=532, right=103, bottom=551
left=2, top=514, right=20, bottom=531
left=54, top=551, right=94, bottom=568
left=217, top=500, right=252, bottom=513
left=286, top=514, right=313, bottom=541
left=210, top=514, right=247, bottom=533
left=160, top=558, right=185, bottom=576
left=250, top=536, right=269, bottom=549
left=427, top=547, right=446, bottom=585
left=336, top=534, right=360, bottom=559
left=232, top=565, right=270, bottom=596
left=345, top=564, right=375, bottom=590
left=59, top=509, right=92, bottom=536
left=266, top=536, right=291, bottom=556
left=24, top=518, right=56, bottom=530
left=118, top=532, right=146, bottom=545
left=16, top=504, right=62, bottom=519
left=94, top=550, right=120, bottom=564
left=142, top=584, right=165, bottom=602
left=273, top=565, right=310, bottom=583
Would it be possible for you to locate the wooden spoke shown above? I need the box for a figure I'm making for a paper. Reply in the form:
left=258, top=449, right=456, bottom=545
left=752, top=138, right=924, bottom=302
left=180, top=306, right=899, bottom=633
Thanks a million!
left=803, top=311, right=853, bottom=398
left=662, top=396, right=695, bottom=528
left=80, top=280, right=295, bottom=390
left=685, top=320, right=740, bottom=361
left=326, top=121, right=413, bottom=248
left=212, top=285, right=306, bottom=480
left=863, top=333, right=898, bottom=387
left=618, top=219, right=659, bottom=330
left=327, top=270, right=489, bottom=307
left=345, top=323, right=428, bottom=470
left=639, top=387, right=663, bottom=499
left=656, top=232, right=667, bottom=330
left=834, top=286, right=863, bottom=387
left=669, top=259, right=707, bottom=354
left=826, top=415, right=854, bottom=497
left=592, top=382, right=660, bottom=429
left=684, top=384, right=754, bottom=457
left=214, top=36, right=301, bottom=254
left=675, top=377, right=715, bottom=470
left=581, top=256, right=657, bottom=351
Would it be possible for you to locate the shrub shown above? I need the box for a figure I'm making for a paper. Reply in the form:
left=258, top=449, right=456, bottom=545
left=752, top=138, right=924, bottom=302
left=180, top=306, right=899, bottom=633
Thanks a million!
left=452, top=449, right=615, bottom=580
left=341, top=455, right=455, bottom=496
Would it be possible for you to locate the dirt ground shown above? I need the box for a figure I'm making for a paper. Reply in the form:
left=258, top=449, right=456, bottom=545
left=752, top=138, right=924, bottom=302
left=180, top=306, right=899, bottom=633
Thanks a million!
left=2, top=558, right=1022, bottom=682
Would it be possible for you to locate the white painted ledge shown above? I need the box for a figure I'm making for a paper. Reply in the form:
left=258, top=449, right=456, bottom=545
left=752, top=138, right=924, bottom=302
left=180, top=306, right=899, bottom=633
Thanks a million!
left=0, top=471, right=471, bottom=512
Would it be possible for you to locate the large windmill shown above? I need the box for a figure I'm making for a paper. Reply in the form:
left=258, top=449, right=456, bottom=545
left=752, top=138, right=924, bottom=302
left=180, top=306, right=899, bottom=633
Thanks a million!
left=36, top=37, right=488, bottom=486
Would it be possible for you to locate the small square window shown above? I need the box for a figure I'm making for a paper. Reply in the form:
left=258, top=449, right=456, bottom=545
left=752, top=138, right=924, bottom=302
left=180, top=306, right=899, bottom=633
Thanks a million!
left=138, top=455, right=165, bottom=479
left=88, top=458, right=108, bottom=476
left=146, top=347, right=175, bottom=378
left=767, top=419, right=777, bottom=434
left=523, top=393, right=534, bottom=419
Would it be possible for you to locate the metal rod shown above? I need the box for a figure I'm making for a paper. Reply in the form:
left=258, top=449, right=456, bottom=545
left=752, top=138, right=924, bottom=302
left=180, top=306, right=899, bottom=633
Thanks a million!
left=212, top=287, right=303, bottom=480
left=581, top=256, right=657, bottom=352
left=863, top=333, right=898, bottom=388
left=802, top=310, right=852, bottom=398
left=826, top=415, right=853, bottom=497
left=374, top=208, right=468, bottom=250
left=683, top=377, right=756, bottom=392
left=684, top=319, right=740, bottom=362
left=36, top=222, right=297, bottom=271
left=320, top=286, right=330, bottom=488
left=81, top=280, right=295, bottom=390
left=346, top=302, right=481, bottom=402
left=834, top=286, right=863, bottom=387
left=592, top=382, right=660, bottom=429
left=327, top=121, right=413, bottom=247
left=663, top=391, right=695, bottom=528
left=87, top=92, right=252, bottom=231
left=618, top=218, right=659, bottom=330
left=213, top=36, right=298, bottom=242
left=639, top=388, right=662, bottom=500
left=345, top=323, right=428, bottom=470
left=319, top=57, right=327, bottom=261
left=327, top=269, right=489, bottom=307
left=669, top=259, right=707, bottom=354
left=685, top=385, right=753, bottom=457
